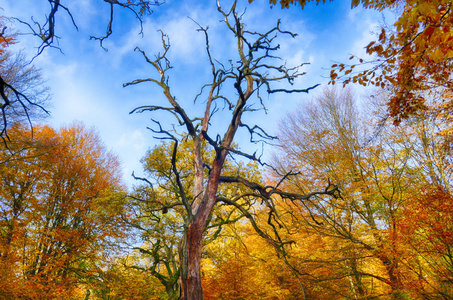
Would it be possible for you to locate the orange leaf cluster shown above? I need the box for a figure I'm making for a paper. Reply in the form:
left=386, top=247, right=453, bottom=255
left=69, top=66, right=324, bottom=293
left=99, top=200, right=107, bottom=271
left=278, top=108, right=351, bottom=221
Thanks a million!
left=330, top=0, right=453, bottom=123
left=0, top=123, right=126, bottom=299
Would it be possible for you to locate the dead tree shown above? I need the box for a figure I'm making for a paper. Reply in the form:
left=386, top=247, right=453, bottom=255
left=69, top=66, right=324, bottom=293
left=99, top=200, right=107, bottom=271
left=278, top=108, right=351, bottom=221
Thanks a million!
left=125, top=1, right=337, bottom=298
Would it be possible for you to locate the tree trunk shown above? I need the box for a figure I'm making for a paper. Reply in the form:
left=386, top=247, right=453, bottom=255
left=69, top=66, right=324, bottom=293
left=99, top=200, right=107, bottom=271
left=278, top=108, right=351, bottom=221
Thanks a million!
left=180, top=221, right=204, bottom=299
left=180, top=150, right=228, bottom=299
left=378, top=255, right=403, bottom=299
left=180, top=198, right=220, bottom=299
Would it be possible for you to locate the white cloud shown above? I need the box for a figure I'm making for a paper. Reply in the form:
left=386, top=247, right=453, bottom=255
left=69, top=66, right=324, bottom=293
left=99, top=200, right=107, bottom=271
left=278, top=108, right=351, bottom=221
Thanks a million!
left=104, top=2, right=225, bottom=67
left=349, top=19, right=380, bottom=58
left=118, top=129, right=146, bottom=150
left=161, top=18, right=206, bottom=63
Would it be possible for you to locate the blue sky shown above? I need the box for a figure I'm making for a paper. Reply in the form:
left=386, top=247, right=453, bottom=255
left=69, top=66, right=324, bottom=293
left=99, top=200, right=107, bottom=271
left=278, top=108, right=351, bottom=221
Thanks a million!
left=3, top=0, right=384, bottom=188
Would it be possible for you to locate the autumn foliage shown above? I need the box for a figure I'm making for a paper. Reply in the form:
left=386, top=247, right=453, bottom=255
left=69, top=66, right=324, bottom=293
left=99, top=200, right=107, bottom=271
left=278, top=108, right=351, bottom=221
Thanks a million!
left=1, top=1, right=453, bottom=299
left=328, top=0, right=453, bottom=123
left=0, top=123, right=126, bottom=299
left=1, top=100, right=448, bottom=299
left=197, top=87, right=453, bottom=299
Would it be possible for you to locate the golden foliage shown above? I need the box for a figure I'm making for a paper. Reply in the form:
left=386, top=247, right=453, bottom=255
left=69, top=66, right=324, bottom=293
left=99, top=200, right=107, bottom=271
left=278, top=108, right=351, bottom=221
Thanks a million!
left=0, top=123, right=126, bottom=299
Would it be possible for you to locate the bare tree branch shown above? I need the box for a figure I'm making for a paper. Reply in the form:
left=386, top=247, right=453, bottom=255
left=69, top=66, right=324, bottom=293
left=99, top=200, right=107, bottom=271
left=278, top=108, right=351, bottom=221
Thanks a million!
left=0, top=74, right=49, bottom=142
left=126, top=2, right=322, bottom=297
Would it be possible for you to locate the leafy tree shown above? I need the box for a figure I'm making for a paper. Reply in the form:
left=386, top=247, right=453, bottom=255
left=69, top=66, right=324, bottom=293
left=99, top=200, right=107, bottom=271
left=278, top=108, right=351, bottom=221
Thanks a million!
left=0, top=122, right=126, bottom=299
left=402, top=98, right=452, bottom=192
left=202, top=207, right=373, bottom=299
left=273, top=87, right=424, bottom=299
left=87, top=257, right=167, bottom=300
left=202, top=223, right=291, bottom=300
left=397, top=188, right=453, bottom=299
left=391, top=96, right=453, bottom=299
left=202, top=221, right=309, bottom=299
left=273, top=86, right=453, bottom=299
